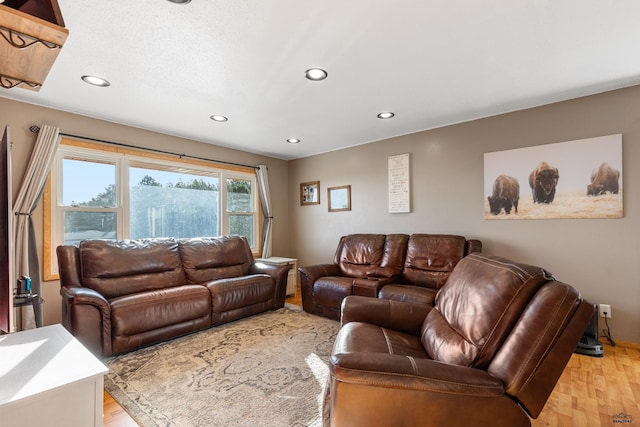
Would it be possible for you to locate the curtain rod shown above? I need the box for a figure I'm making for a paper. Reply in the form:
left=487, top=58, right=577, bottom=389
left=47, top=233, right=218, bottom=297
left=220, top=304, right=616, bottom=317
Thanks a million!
left=28, top=125, right=259, bottom=170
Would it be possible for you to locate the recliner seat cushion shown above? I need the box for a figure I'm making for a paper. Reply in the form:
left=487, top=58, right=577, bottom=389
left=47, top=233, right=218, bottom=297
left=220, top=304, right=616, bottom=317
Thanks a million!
left=110, top=285, right=211, bottom=336
left=334, top=321, right=427, bottom=358
left=207, top=274, right=274, bottom=312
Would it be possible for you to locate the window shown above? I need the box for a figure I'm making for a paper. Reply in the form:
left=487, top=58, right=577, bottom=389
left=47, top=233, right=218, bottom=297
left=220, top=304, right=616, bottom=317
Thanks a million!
left=45, top=139, right=259, bottom=279
left=128, top=162, right=220, bottom=239
left=225, top=177, right=254, bottom=247
left=60, top=157, right=118, bottom=245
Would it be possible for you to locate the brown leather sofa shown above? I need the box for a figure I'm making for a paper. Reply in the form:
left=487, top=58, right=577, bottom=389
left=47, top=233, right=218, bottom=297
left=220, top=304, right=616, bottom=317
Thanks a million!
left=299, top=233, right=482, bottom=320
left=325, top=253, right=593, bottom=427
left=57, top=235, right=289, bottom=357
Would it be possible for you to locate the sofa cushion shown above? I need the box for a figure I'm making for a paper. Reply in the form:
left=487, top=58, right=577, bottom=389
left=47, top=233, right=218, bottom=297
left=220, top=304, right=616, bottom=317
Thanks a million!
left=334, top=234, right=408, bottom=278
left=80, top=238, right=186, bottom=299
left=333, top=321, right=427, bottom=358
left=207, top=274, right=274, bottom=312
left=421, top=253, right=551, bottom=369
left=110, top=284, right=211, bottom=336
left=179, top=236, right=253, bottom=284
left=402, top=234, right=466, bottom=289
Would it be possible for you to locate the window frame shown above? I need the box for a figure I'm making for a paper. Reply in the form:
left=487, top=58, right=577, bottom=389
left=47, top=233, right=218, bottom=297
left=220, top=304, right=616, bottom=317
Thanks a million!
left=222, top=173, right=257, bottom=248
left=44, top=138, right=260, bottom=280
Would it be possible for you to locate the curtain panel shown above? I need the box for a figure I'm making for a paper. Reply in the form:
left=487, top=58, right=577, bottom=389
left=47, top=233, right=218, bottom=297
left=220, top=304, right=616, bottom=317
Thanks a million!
left=13, top=124, right=60, bottom=329
left=256, top=165, right=273, bottom=258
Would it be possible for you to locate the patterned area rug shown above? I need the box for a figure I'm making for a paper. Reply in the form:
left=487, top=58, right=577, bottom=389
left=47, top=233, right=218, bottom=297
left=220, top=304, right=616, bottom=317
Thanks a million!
left=105, top=305, right=339, bottom=427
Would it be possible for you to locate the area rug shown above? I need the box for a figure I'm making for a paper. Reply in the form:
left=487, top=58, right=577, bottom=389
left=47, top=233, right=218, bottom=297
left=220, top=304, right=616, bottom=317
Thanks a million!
left=104, top=305, right=339, bottom=427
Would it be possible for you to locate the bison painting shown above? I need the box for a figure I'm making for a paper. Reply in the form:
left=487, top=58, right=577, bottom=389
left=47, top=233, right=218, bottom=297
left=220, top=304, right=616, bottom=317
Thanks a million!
left=587, top=162, right=620, bottom=196
left=529, top=161, right=559, bottom=204
left=488, top=175, right=519, bottom=215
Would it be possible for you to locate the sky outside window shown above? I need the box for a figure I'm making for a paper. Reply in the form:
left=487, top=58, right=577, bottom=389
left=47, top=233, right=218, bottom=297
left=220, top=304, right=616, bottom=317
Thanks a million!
left=62, top=158, right=115, bottom=206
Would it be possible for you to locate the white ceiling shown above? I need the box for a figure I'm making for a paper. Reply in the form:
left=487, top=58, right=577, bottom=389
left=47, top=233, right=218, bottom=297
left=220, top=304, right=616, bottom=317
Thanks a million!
left=3, top=0, right=640, bottom=160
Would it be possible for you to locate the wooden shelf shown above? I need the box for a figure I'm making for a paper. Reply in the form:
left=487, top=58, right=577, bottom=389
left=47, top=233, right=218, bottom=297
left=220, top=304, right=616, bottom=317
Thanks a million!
left=0, top=0, right=68, bottom=91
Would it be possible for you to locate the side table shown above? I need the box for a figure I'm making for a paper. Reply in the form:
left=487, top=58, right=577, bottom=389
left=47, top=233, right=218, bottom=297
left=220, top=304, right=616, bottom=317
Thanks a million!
left=13, top=293, right=43, bottom=329
left=0, top=324, right=108, bottom=427
left=255, top=257, right=298, bottom=296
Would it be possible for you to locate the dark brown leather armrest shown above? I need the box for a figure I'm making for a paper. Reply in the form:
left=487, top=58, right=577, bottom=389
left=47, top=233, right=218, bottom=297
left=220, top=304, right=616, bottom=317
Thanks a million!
left=331, top=351, right=503, bottom=393
left=340, top=295, right=431, bottom=335
left=249, top=262, right=290, bottom=309
left=249, top=261, right=289, bottom=280
left=467, top=239, right=482, bottom=254
left=298, top=264, right=341, bottom=283
left=60, top=285, right=112, bottom=356
left=60, top=285, right=109, bottom=309
left=352, top=277, right=384, bottom=297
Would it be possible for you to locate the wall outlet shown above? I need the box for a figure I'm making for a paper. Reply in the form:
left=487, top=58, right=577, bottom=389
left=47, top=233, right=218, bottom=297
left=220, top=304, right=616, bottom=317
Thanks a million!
left=599, top=304, right=612, bottom=318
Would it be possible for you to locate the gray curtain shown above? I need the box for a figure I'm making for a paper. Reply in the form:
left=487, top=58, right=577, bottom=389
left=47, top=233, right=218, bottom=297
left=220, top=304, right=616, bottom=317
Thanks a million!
left=256, top=165, right=273, bottom=258
left=13, top=124, right=60, bottom=329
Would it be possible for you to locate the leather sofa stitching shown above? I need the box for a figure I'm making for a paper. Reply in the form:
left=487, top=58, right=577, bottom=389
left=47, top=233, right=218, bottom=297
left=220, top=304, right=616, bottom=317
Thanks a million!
left=467, top=254, right=545, bottom=366
left=468, top=253, right=534, bottom=282
left=407, top=356, right=418, bottom=375
left=381, top=327, right=394, bottom=355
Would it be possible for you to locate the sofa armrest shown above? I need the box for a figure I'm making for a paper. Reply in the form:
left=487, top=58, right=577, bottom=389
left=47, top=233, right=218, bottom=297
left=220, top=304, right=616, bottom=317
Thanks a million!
left=60, top=286, right=112, bottom=357
left=298, top=263, right=341, bottom=284
left=466, top=239, right=482, bottom=254
left=331, top=352, right=503, bottom=392
left=340, top=296, right=431, bottom=335
left=249, top=262, right=290, bottom=309
left=298, top=263, right=343, bottom=315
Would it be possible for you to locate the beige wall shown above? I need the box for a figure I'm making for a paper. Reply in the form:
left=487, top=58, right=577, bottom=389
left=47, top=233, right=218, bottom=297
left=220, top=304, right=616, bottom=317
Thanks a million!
left=289, top=85, right=640, bottom=344
left=1, top=97, right=290, bottom=327
left=4, top=84, right=639, bottom=344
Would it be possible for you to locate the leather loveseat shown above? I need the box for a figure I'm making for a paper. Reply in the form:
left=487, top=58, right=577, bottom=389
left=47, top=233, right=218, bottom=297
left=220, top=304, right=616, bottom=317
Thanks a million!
left=299, top=233, right=481, bottom=320
left=57, top=235, right=289, bottom=357
left=326, top=253, right=593, bottom=427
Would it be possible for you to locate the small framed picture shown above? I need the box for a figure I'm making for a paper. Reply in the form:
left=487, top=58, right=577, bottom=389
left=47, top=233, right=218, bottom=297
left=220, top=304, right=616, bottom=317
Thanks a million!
left=328, top=185, right=351, bottom=212
left=300, top=181, right=320, bottom=205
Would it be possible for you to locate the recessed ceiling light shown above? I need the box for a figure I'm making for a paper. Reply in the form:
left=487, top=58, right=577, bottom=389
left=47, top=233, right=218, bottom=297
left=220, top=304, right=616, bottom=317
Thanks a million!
left=167, top=0, right=191, bottom=3
left=81, top=75, right=110, bottom=87
left=287, top=138, right=300, bottom=144
left=377, top=112, right=395, bottom=119
left=304, top=68, right=328, bottom=81
left=210, top=115, right=228, bottom=122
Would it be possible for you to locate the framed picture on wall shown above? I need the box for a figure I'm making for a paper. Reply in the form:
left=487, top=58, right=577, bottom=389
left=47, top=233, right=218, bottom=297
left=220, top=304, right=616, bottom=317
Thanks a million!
left=300, top=181, right=320, bottom=205
left=328, top=185, right=351, bottom=212
left=484, top=134, right=622, bottom=219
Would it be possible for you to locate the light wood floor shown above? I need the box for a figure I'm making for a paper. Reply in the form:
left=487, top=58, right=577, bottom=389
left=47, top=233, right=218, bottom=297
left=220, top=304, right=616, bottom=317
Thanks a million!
left=104, top=287, right=639, bottom=427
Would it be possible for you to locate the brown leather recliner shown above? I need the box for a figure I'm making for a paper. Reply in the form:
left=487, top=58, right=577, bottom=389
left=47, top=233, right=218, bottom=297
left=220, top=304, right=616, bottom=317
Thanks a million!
left=300, top=233, right=481, bottom=320
left=378, top=233, right=482, bottom=305
left=326, top=253, right=593, bottom=427
left=300, top=234, right=409, bottom=320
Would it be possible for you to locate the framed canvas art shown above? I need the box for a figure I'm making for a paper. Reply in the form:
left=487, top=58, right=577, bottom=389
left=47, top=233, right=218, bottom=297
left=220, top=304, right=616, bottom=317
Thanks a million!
left=484, top=134, right=622, bottom=219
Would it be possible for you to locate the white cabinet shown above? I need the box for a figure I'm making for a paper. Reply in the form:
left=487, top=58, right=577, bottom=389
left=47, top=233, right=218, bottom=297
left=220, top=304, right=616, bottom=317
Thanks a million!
left=256, top=257, right=298, bottom=296
left=0, top=324, right=108, bottom=427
